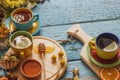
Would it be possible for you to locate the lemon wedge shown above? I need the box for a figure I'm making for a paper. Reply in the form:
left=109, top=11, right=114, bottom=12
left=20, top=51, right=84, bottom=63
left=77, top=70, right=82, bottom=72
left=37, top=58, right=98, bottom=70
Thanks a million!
left=103, top=42, right=118, bottom=52
left=45, top=44, right=55, bottom=54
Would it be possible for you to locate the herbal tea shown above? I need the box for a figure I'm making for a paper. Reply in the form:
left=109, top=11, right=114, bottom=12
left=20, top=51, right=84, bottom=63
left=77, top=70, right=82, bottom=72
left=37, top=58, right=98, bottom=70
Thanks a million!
left=13, top=11, right=31, bottom=23
left=12, top=35, right=32, bottom=48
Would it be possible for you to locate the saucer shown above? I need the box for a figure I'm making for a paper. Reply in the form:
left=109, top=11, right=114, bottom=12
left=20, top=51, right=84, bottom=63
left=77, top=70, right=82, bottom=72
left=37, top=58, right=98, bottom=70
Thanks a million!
left=90, top=49, right=120, bottom=64
left=5, top=17, right=41, bottom=36
left=87, top=45, right=120, bottom=67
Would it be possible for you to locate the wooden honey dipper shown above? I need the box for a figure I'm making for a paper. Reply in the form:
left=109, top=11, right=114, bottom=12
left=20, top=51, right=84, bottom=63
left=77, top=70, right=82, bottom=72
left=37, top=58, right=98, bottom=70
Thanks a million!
left=39, top=43, right=46, bottom=80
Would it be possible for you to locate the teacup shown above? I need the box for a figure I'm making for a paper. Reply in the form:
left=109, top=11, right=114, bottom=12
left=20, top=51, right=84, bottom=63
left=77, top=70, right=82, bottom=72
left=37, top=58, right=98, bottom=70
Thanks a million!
left=9, top=31, right=33, bottom=59
left=11, top=7, right=39, bottom=31
left=89, top=33, right=120, bottom=60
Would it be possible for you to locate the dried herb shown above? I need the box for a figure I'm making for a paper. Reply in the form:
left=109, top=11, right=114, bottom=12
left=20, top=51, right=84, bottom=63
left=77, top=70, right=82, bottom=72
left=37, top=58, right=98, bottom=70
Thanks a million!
left=56, top=36, right=78, bottom=44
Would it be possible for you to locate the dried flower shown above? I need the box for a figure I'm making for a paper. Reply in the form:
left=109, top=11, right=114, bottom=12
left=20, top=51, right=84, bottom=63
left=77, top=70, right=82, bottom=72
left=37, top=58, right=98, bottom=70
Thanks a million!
left=0, top=0, right=27, bottom=13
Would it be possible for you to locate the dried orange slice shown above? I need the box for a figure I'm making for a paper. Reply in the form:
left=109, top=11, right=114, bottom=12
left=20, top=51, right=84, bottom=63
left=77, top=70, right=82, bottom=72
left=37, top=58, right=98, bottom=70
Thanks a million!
left=99, top=67, right=120, bottom=80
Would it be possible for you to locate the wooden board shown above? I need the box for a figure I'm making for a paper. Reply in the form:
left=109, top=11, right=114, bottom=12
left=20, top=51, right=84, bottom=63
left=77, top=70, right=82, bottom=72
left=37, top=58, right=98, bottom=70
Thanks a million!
left=7, top=36, right=67, bottom=80
left=67, top=24, right=120, bottom=78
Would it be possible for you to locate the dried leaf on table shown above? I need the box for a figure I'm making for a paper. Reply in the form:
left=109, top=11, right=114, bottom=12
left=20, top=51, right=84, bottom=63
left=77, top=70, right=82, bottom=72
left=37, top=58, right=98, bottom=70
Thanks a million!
left=69, top=46, right=78, bottom=51
left=56, top=37, right=78, bottom=45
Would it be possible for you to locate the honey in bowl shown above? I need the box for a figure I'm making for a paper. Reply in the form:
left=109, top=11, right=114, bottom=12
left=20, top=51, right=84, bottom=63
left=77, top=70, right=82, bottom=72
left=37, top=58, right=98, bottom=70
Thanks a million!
left=20, top=59, right=42, bottom=79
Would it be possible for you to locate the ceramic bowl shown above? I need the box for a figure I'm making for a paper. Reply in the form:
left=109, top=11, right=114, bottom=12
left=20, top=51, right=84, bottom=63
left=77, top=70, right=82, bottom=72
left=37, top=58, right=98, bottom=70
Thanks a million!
left=20, top=59, right=42, bottom=80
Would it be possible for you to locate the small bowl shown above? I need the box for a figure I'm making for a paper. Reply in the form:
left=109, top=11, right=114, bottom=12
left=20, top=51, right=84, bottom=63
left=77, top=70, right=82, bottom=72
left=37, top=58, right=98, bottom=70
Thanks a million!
left=20, top=59, right=42, bottom=80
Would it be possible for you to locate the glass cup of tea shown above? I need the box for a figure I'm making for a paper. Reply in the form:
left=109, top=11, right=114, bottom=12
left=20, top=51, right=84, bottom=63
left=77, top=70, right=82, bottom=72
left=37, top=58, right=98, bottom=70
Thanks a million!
left=9, top=31, right=33, bottom=59
left=89, top=33, right=120, bottom=60
left=11, top=7, right=39, bottom=31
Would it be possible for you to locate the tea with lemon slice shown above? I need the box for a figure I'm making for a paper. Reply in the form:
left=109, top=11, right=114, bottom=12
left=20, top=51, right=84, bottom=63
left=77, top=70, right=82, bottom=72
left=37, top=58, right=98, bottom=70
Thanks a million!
left=98, top=37, right=118, bottom=52
left=103, top=42, right=118, bottom=52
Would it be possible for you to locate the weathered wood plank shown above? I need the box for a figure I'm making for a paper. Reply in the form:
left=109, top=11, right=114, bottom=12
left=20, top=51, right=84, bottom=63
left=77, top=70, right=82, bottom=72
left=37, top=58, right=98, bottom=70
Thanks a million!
left=37, top=19, right=120, bottom=61
left=59, top=60, right=98, bottom=80
left=33, top=0, right=120, bottom=26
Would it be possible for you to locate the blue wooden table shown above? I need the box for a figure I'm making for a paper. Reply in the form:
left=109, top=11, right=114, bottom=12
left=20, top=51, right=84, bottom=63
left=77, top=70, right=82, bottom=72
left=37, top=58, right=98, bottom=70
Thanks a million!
left=32, top=0, right=120, bottom=80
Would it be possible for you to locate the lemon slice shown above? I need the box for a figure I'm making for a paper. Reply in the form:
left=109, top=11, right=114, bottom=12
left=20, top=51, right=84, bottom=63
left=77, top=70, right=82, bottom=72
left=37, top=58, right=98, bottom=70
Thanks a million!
left=45, top=44, right=55, bottom=54
left=99, top=68, right=120, bottom=80
left=103, top=42, right=118, bottom=52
